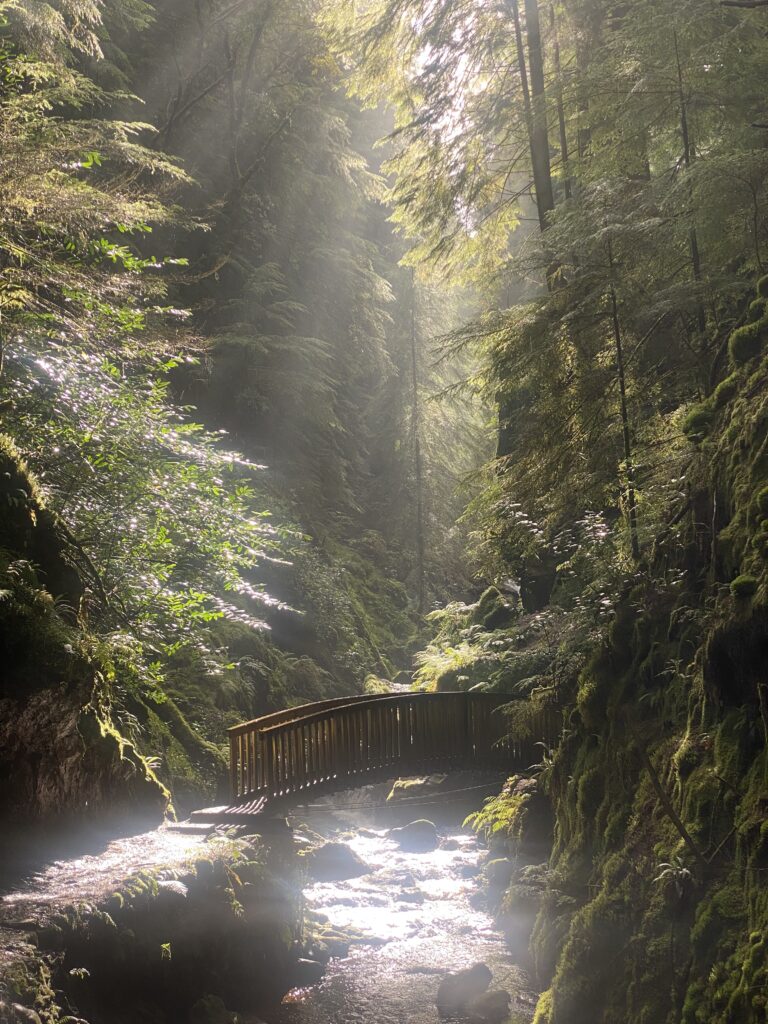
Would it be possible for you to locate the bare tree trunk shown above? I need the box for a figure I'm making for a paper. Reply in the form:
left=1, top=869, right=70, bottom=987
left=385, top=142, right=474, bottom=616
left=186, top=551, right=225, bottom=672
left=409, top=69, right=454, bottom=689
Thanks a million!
left=608, top=240, right=641, bottom=560
left=506, top=0, right=555, bottom=229
left=673, top=30, right=706, bottom=336
left=524, top=0, right=556, bottom=228
left=410, top=270, right=426, bottom=614
left=549, top=3, right=571, bottom=200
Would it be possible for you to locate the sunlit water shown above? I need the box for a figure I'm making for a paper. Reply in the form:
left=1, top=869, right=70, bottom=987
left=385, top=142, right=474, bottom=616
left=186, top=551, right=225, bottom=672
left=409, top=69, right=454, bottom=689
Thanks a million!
left=264, top=825, right=536, bottom=1024
left=0, top=825, right=216, bottom=919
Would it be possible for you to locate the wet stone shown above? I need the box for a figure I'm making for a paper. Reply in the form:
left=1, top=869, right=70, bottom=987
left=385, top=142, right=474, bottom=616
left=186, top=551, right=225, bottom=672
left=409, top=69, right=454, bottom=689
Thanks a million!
left=387, top=819, right=438, bottom=853
left=436, top=962, right=493, bottom=1015
left=396, top=889, right=425, bottom=904
left=467, top=989, right=512, bottom=1023
left=305, top=842, right=371, bottom=882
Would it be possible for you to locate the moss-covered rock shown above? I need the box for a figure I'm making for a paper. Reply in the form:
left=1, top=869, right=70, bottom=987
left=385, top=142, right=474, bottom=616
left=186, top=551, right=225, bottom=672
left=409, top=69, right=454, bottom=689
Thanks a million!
left=730, top=574, right=758, bottom=598
left=729, top=320, right=766, bottom=365
left=713, top=373, right=740, bottom=409
left=682, top=401, right=715, bottom=442
left=471, top=586, right=518, bottom=631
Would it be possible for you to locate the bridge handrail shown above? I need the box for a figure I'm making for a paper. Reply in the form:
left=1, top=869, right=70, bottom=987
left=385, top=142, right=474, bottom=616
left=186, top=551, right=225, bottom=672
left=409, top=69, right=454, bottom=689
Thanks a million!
left=227, top=692, right=389, bottom=737
left=253, top=691, right=514, bottom=735
left=228, top=690, right=560, bottom=805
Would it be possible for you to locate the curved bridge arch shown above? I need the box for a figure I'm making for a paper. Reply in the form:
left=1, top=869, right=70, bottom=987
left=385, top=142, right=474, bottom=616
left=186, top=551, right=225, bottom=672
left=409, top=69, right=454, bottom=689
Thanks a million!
left=227, top=692, right=559, bottom=812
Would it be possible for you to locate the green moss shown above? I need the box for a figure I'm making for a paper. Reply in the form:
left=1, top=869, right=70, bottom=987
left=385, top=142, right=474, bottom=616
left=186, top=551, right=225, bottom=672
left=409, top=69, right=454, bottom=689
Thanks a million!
left=713, top=373, right=740, bottom=409
left=747, top=298, right=766, bottom=323
left=682, top=401, right=715, bottom=441
left=730, top=574, right=758, bottom=598
left=756, top=275, right=768, bottom=299
left=533, top=989, right=554, bottom=1024
left=471, top=585, right=518, bottom=630
left=363, top=673, right=392, bottom=694
left=756, top=486, right=768, bottom=517
left=673, top=733, right=700, bottom=779
left=729, top=319, right=766, bottom=365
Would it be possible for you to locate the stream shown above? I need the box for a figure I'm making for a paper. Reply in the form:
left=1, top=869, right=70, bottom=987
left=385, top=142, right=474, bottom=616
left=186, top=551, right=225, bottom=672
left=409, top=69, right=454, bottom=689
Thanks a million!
left=264, top=808, right=536, bottom=1024
left=0, top=795, right=537, bottom=1024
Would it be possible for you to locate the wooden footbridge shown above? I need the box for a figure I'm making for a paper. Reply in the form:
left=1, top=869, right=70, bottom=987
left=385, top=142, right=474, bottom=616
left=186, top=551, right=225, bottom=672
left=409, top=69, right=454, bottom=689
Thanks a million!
left=190, top=691, right=559, bottom=824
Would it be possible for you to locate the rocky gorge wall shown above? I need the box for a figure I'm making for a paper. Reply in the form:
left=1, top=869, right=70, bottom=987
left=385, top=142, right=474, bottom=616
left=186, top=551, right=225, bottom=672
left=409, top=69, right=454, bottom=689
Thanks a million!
left=499, top=297, right=768, bottom=1024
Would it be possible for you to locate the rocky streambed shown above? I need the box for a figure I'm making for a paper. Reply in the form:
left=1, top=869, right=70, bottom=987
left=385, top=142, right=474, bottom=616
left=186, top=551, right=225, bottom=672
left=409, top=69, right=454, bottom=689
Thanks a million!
left=264, top=811, right=537, bottom=1024
left=0, top=791, right=538, bottom=1024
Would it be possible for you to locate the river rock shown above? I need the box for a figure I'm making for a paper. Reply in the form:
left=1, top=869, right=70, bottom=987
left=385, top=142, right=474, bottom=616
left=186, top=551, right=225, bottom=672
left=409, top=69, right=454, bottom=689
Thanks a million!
left=388, top=819, right=438, bottom=852
left=396, top=888, right=425, bottom=903
left=305, top=842, right=370, bottom=881
left=467, top=989, right=512, bottom=1023
left=436, top=963, right=492, bottom=1015
left=440, top=837, right=460, bottom=850
left=484, top=858, right=514, bottom=892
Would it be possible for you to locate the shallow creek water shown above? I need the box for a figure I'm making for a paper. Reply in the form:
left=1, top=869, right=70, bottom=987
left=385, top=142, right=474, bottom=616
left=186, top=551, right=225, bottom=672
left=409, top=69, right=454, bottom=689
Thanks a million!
left=264, top=820, right=536, bottom=1024
left=0, top=805, right=536, bottom=1024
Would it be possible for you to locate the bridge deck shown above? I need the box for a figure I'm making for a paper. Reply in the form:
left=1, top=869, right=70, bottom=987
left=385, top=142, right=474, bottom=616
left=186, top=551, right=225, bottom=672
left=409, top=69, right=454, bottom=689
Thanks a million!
left=217, top=691, right=558, bottom=816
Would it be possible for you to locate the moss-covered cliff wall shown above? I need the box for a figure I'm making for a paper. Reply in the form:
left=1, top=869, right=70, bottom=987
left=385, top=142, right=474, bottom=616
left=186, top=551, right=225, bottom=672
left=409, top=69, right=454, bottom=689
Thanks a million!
left=527, top=288, right=768, bottom=1024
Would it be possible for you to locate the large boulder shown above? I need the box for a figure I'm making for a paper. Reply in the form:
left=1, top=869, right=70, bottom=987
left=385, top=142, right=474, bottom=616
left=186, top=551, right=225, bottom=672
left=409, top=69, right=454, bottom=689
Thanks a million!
left=388, top=819, right=438, bottom=852
left=436, top=963, right=492, bottom=1015
left=305, top=842, right=370, bottom=882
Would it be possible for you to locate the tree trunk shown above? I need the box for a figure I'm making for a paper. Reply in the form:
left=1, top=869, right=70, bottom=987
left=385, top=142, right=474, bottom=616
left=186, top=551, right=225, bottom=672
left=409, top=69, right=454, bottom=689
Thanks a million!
left=410, top=270, right=426, bottom=614
left=549, top=3, right=571, bottom=200
left=608, top=240, right=641, bottom=561
left=673, top=30, right=706, bottom=336
left=524, top=0, right=556, bottom=228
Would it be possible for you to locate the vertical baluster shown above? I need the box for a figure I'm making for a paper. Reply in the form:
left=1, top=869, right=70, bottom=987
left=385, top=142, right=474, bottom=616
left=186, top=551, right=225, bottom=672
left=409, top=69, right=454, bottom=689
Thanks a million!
left=229, top=733, right=237, bottom=800
left=295, top=724, right=303, bottom=791
left=256, top=731, right=264, bottom=791
left=287, top=726, right=295, bottom=794
left=373, top=705, right=380, bottom=767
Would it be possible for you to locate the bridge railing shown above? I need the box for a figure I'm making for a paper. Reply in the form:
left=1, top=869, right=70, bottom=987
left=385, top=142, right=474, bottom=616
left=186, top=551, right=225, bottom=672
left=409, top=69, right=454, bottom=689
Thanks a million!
left=228, top=692, right=559, bottom=804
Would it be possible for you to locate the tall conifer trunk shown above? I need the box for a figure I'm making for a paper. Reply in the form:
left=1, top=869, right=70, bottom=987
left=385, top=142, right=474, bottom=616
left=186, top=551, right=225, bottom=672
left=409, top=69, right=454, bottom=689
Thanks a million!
left=410, top=270, right=426, bottom=614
